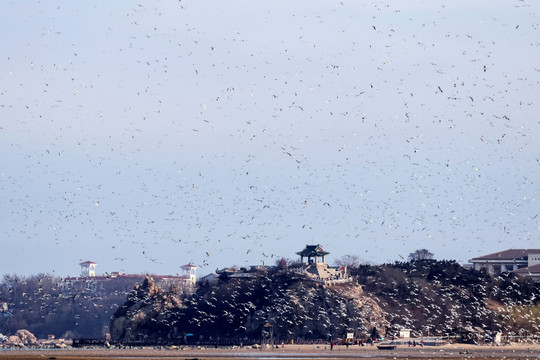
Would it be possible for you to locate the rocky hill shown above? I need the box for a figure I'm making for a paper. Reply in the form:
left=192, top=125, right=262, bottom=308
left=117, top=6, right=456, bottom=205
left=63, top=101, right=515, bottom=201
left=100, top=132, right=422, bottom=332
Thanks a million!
left=110, top=261, right=540, bottom=344
left=110, top=269, right=386, bottom=342
left=110, top=277, right=182, bottom=342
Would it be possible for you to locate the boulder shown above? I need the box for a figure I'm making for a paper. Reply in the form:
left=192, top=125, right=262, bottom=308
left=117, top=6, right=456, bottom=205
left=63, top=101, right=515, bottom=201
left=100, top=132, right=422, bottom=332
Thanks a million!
left=6, top=335, right=24, bottom=347
left=15, top=329, right=38, bottom=345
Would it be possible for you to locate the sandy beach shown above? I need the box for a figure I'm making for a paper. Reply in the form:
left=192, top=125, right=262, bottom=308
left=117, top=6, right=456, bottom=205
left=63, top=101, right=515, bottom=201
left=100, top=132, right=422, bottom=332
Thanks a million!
left=1, top=343, right=539, bottom=360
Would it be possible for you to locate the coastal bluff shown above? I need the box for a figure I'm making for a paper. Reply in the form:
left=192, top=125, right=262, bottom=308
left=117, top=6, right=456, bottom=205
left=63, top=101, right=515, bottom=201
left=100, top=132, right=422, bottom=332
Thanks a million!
left=110, top=269, right=386, bottom=343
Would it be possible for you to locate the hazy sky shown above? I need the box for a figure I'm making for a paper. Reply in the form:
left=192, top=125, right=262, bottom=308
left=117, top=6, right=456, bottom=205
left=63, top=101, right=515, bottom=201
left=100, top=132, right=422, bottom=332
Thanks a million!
left=1, top=0, right=538, bottom=277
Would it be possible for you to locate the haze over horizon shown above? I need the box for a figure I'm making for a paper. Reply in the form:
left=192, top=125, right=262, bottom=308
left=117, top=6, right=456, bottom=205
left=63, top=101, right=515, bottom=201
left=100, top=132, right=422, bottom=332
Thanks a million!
left=1, top=0, right=538, bottom=278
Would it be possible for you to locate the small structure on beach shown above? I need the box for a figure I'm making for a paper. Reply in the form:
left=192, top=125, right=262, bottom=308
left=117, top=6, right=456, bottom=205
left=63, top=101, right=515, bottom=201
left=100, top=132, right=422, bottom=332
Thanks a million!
left=399, top=329, right=411, bottom=338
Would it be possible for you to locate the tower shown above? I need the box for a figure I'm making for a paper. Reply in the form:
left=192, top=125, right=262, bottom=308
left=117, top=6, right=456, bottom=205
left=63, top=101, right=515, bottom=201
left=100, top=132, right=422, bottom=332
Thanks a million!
left=79, top=261, right=97, bottom=277
left=181, top=263, right=198, bottom=284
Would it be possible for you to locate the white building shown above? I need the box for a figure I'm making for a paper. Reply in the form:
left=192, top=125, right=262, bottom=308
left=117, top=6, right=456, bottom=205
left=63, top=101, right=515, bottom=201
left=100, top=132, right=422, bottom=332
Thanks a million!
left=180, top=263, right=198, bottom=285
left=79, top=260, right=97, bottom=277
left=469, top=249, right=540, bottom=278
left=399, top=329, right=412, bottom=338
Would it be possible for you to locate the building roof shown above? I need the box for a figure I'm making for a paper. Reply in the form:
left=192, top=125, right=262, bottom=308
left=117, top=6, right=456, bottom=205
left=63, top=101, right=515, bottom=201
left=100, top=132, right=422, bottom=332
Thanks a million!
left=513, top=264, right=540, bottom=275
left=79, top=260, right=97, bottom=265
left=296, top=244, right=329, bottom=257
left=181, top=263, right=197, bottom=269
left=469, top=249, right=540, bottom=262
left=216, top=267, right=237, bottom=274
left=201, top=272, right=218, bottom=278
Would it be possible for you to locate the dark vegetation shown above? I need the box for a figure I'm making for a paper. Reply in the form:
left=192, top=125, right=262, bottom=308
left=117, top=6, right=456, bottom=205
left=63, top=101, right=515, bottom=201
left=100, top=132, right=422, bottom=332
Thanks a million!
left=0, top=274, right=142, bottom=338
left=352, top=260, right=540, bottom=338
left=110, top=270, right=383, bottom=343
left=1, top=259, right=539, bottom=342
left=110, top=261, right=540, bottom=344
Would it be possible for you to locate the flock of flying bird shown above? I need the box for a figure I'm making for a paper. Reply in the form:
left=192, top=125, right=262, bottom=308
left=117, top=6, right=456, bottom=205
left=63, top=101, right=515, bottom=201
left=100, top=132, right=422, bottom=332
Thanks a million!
left=0, top=0, right=538, bottom=277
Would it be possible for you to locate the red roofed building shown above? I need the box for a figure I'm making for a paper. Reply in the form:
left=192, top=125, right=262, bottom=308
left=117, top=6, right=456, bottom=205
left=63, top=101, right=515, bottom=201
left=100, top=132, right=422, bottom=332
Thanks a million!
left=64, top=261, right=198, bottom=295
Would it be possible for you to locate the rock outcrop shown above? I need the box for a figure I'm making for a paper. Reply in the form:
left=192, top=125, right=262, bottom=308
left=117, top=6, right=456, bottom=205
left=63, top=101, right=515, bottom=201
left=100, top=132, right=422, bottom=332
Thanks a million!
left=110, top=270, right=387, bottom=342
left=110, top=276, right=182, bottom=342
left=4, top=329, right=38, bottom=347
left=110, top=262, right=540, bottom=343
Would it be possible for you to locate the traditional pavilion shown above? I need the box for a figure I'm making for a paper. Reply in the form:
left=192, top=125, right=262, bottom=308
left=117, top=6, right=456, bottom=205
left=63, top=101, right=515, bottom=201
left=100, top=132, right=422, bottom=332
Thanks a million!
left=296, top=244, right=329, bottom=265
left=295, top=244, right=349, bottom=282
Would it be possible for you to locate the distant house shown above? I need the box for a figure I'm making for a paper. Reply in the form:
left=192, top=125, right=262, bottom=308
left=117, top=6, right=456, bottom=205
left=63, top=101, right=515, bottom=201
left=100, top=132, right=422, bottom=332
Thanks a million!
left=469, top=249, right=540, bottom=279
left=200, top=272, right=219, bottom=284
left=214, top=267, right=259, bottom=281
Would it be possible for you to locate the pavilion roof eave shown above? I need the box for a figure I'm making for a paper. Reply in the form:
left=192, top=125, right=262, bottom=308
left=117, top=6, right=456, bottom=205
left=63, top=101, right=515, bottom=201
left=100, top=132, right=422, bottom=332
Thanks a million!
left=296, top=251, right=329, bottom=256
left=296, top=244, right=330, bottom=257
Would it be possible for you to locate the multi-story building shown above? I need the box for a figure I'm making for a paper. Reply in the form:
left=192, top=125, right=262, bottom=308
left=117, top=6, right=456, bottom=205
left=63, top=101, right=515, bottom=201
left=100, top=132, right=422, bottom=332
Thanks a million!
left=469, top=249, right=540, bottom=279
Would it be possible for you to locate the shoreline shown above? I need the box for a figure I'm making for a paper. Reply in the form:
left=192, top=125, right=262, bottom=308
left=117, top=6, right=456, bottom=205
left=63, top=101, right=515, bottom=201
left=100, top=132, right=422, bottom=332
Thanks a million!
left=1, top=343, right=540, bottom=360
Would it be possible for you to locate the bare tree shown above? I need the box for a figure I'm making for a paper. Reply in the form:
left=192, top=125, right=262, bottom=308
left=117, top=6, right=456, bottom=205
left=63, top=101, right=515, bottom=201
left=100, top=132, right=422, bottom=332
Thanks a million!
left=408, top=249, right=434, bottom=261
left=333, top=254, right=368, bottom=268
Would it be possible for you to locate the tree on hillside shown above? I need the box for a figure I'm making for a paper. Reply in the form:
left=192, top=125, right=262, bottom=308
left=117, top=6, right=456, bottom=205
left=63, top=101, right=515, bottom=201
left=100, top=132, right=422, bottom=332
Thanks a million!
left=333, top=254, right=367, bottom=268
left=370, top=326, right=380, bottom=340
left=408, top=249, right=434, bottom=261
